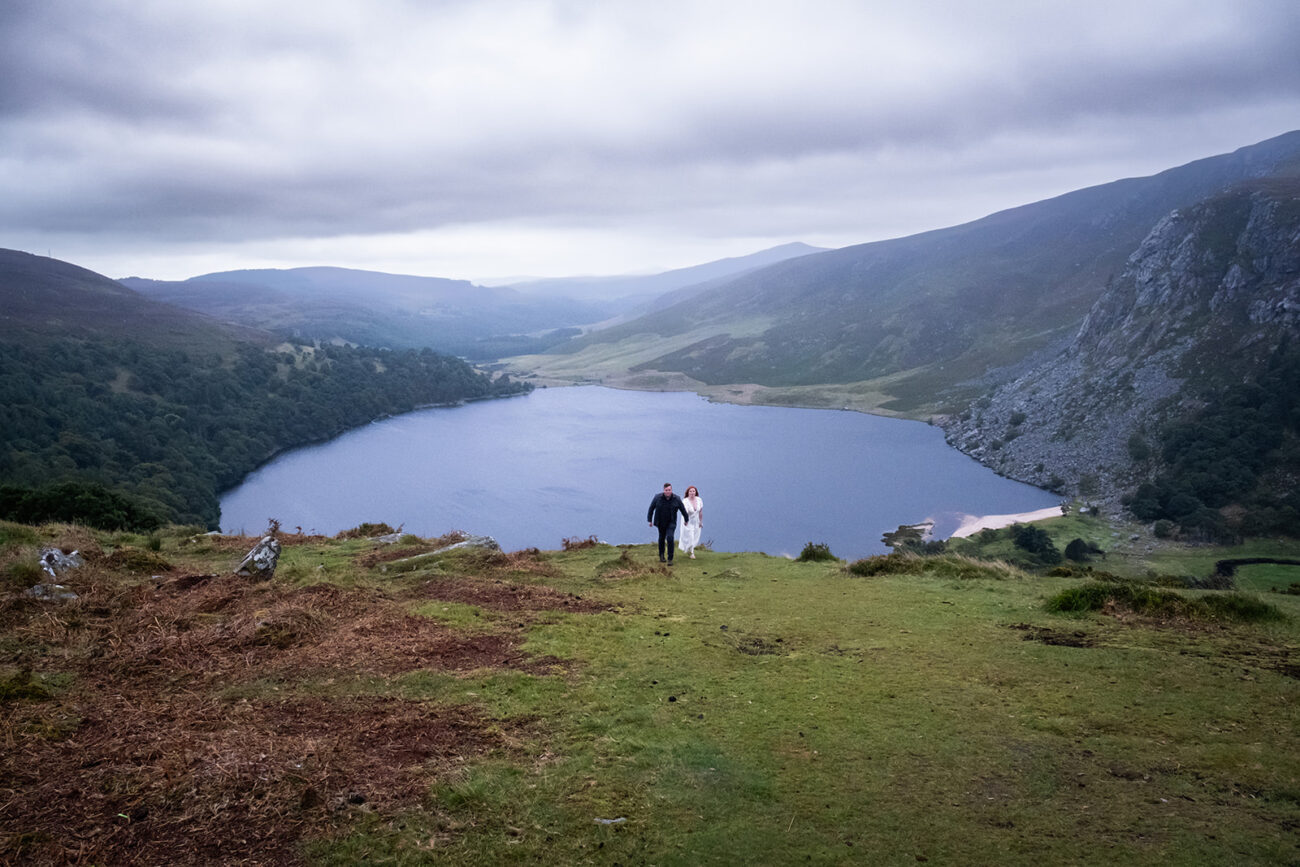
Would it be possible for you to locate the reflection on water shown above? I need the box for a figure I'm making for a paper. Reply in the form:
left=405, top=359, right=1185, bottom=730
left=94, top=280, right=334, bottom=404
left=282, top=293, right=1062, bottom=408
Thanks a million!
left=221, top=386, right=1058, bottom=559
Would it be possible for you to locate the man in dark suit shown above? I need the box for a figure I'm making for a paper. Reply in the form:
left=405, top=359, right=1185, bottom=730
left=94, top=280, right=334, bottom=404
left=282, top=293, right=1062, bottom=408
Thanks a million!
left=647, top=482, right=689, bottom=564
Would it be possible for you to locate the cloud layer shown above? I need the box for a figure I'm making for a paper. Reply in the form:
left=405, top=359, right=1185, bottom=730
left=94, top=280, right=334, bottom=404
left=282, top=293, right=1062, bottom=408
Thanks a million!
left=3, top=1, right=1298, bottom=280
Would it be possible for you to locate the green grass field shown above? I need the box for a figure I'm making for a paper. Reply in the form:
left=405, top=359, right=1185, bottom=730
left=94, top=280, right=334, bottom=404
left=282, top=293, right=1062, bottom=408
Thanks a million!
left=3, top=525, right=1298, bottom=864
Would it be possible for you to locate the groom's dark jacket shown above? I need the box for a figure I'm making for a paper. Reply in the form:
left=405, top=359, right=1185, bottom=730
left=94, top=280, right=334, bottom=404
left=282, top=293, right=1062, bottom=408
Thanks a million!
left=647, top=493, right=688, bottom=529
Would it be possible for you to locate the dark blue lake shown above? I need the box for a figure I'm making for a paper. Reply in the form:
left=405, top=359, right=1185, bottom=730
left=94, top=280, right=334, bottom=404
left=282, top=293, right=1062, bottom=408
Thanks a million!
left=220, top=386, right=1058, bottom=558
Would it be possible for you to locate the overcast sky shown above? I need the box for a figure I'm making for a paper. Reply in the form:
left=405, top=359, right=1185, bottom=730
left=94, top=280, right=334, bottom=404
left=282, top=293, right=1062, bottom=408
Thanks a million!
left=2, top=1, right=1298, bottom=283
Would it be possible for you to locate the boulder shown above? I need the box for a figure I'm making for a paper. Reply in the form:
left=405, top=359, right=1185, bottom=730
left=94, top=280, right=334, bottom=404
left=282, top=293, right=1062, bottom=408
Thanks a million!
left=27, top=583, right=79, bottom=603
left=234, top=535, right=282, bottom=580
left=381, top=534, right=501, bottom=573
left=39, top=548, right=84, bottom=578
left=435, top=534, right=500, bottom=554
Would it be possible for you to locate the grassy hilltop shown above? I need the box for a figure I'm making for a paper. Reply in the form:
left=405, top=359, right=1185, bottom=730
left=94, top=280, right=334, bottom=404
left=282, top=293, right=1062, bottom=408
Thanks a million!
left=2, top=518, right=1298, bottom=865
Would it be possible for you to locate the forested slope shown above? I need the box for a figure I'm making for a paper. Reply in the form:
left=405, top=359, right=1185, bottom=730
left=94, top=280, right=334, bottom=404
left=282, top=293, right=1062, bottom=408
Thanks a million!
left=0, top=251, right=529, bottom=528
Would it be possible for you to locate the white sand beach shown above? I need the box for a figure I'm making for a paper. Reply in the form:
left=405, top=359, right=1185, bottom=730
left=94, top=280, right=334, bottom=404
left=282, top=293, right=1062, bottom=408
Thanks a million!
left=948, top=505, right=1064, bottom=539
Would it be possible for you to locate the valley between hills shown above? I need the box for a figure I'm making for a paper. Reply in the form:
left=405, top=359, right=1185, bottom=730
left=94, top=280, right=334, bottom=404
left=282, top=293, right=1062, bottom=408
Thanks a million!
left=2, top=131, right=1300, bottom=864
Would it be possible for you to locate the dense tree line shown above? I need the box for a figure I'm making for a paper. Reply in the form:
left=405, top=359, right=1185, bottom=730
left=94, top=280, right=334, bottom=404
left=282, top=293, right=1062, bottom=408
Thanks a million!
left=1123, top=342, right=1300, bottom=540
left=0, top=339, right=529, bottom=529
left=0, top=481, right=165, bottom=531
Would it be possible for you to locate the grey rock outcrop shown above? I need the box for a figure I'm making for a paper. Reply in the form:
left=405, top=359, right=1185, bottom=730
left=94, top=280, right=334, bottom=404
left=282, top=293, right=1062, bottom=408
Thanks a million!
left=941, top=181, right=1300, bottom=508
left=234, top=535, right=282, bottom=579
left=381, top=534, right=501, bottom=574
left=39, top=548, right=85, bottom=578
left=26, top=583, right=79, bottom=603
left=433, top=534, right=500, bottom=554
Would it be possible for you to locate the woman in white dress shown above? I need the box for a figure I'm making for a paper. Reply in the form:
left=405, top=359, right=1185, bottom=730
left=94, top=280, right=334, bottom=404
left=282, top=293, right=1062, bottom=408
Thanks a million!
left=678, top=485, right=703, bottom=559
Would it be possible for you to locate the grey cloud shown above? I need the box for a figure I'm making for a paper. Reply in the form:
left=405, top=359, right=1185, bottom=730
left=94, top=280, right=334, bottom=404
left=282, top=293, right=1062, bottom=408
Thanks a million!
left=2, top=1, right=1299, bottom=276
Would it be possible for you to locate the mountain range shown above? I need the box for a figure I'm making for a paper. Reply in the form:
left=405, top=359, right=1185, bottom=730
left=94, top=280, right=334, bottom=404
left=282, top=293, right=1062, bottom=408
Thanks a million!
left=120, top=243, right=823, bottom=360
left=523, top=131, right=1300, bottom=415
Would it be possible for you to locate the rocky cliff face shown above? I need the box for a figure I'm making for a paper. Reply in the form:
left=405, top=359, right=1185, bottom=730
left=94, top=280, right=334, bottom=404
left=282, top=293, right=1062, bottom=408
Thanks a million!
left=941, top=179, right=1300, bottom=508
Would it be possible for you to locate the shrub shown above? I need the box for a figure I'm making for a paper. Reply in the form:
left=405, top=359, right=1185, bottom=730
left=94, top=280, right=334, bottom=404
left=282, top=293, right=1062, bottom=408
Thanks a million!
left=1046, top=582, right=1285, bottom=622
left=0, top=481, right=164, bottom=532
left=562, top=535, right=599, bottom=551
left=1046, top=582, right=1179, bottom=616
left=1045, top=583, right=1117, bottom=613
left=1126, top=433, right=1152, bottom=462
left=847, top=553, right=1020, bottom=581
left=1009, top=411, right=1027, bottom=426
left=335, top=522, right=398, bottom=539
left=1201, top=594, right=1286, bottom=622
left=1153, top=519, right=1176, bottom=538
left=1011, top=523, right=1062, bottom=564
left=796, top=542, right=837, bottom=562
left=1064, top=538, right=1090, bottom=562
left=880, top=525, right=946, bottom=554
left=848, top=553, right=922, bottom=577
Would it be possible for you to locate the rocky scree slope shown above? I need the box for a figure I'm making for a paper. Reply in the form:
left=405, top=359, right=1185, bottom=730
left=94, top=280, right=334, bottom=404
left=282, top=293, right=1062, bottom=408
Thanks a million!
left=941, top=178, right=1300, bottom=512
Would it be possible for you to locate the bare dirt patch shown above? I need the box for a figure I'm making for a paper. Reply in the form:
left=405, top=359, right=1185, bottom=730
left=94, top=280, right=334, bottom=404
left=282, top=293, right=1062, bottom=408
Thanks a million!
left=3, top=690, right=508, bottom=865
left=1008, top=623, right=1097, bottom=648
left=404, top=575, right=611, bottom=615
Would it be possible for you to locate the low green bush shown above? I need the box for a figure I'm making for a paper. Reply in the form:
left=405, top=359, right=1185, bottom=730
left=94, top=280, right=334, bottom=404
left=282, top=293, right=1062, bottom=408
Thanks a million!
left=796, top=542, right=836, bottom=562
left=336, top=522, right=398, bottom=539
left=1047, top=581, right=1285, bottom=622
left=1201, top=593, right=1287, bottom=622
left=848, top=553, right=922, bottom=577
left=847, top=553, right=1020, bottom=581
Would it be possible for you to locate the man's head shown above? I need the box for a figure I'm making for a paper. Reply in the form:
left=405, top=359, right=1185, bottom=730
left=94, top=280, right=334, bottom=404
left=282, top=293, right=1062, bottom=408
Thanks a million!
left=663, top=483, right=673, bottom=495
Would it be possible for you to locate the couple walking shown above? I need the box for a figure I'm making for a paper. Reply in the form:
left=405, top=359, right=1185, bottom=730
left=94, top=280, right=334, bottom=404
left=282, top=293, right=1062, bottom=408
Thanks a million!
left=647, top=482, right=704, bottom=563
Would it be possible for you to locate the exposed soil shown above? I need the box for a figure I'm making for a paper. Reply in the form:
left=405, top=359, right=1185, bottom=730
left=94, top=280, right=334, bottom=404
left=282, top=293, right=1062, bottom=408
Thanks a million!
left=0, top=557, right=599, bottom=864
left=404, top=575, right=611, bottom=614
left=1008, top=623, right=1097, bottom=648
left=3, top=692, right=505, bottom=865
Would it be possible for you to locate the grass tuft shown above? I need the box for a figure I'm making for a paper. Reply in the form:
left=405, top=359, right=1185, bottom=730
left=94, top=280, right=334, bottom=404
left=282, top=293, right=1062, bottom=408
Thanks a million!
left=1047, top=581, right=1286, bottom=622
left=335, top=522, right=399, bottom=539
left=0, top=670, right=53, bottom=702
left=848, top=552, right=1021, bottom=581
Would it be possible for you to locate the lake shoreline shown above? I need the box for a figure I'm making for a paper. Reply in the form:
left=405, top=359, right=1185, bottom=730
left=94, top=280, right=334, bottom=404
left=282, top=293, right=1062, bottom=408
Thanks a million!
left=221, top=385, right=1061, bottom=558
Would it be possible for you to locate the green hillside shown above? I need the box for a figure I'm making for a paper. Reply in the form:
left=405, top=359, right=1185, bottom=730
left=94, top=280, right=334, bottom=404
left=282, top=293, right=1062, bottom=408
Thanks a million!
left=3, top=521, right=1296, bottom=863
left=942, top=176, right=1300, bottom=539
left=0, top=251, right=529, bottom=528
left=518, top=131, right=1300, bottom=412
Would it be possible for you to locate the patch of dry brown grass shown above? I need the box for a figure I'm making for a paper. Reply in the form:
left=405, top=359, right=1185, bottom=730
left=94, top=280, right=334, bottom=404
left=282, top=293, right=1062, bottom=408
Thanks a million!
left=0, top=547, right=606, bottom=863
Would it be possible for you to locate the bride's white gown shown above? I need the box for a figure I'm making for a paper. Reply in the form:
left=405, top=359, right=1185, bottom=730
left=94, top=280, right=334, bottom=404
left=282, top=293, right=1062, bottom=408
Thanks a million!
left=679, top=496, right=703, bottom=553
